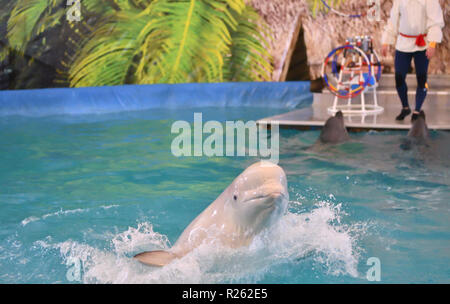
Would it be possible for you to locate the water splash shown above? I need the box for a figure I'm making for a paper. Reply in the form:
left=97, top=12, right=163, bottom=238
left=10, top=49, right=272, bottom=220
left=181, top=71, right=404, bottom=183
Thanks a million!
left=35, top=201, right=364, bottom=283
left=21, top=205, right=119, bottom=226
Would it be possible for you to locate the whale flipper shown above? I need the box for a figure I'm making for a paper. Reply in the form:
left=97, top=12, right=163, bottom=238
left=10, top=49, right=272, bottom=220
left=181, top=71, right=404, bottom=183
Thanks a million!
left=134, top=250, right=177, bottom=267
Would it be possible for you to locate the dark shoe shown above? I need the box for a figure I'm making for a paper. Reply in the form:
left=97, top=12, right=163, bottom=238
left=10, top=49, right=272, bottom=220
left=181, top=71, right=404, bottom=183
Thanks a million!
left=411, top=110, right=424, bottom=122
left=396, top=108, right=411, bottom=121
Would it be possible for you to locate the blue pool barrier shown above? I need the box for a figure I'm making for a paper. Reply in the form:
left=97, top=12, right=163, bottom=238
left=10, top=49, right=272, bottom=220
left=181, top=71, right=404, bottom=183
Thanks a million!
left=0, top=82, right=312, bottom=116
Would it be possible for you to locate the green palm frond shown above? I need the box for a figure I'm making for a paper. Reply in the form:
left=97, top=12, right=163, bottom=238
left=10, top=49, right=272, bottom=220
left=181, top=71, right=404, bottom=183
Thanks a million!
left=224, top=6, right=273, bottom=82
left=9, top=0, right=274, bottom=87
left=0, top=0, right=14, bottom=61
left=85, top=0, right=132, bottom=12
left=70, top=0, right=266, bottom=86
left=0, top=47, right=8, bottom=62
left=138, top=0, right=241, bottom=84
left=67, top=1, right=157, bottom=87
left=68, top=6, right=149, bottom=87
left=7, top=0, right=52, bottom=52
left=6, top=0, right=119, bottom=53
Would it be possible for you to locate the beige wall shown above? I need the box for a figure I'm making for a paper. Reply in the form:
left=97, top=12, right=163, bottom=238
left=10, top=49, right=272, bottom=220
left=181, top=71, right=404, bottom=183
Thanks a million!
left=252, top=0, right=449, bottom=81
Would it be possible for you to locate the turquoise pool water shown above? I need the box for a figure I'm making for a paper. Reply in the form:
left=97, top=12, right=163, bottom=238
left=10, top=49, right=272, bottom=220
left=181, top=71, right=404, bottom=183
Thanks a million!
left=0, top=107, right=449, bottom=283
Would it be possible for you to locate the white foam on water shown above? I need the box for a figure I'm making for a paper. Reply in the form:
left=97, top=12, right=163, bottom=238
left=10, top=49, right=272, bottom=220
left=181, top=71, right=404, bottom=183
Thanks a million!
left=21, top=205, right=119, bottom=226
left=21, top=216, right=40, bottom=226
left=36, top=202, right=364, bottom=283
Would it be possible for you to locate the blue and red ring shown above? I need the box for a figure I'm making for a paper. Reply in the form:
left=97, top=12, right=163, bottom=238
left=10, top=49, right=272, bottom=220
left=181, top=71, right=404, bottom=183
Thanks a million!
left=322, top=44, right=381, bottom=99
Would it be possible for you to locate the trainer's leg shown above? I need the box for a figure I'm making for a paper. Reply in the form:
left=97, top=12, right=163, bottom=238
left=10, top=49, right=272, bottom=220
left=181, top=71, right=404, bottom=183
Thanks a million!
left=394, top=50, right=413, bottom=120
left=413, top=50, right=429, bottom=113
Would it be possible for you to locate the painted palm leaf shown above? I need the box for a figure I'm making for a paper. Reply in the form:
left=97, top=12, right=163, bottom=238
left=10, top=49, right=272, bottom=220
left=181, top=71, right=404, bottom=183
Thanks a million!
left=7, top=0, right=53, bottom=52
left=138, top=0, right=242, bottom=84
left=0, top=0, right=15, bottom=62
left=71, top=0, right=270, bottom=86
left=6, top=0, right=121, bottom=54
left=8, top=0, right=274, bottom=86
left=224, top=6, right=273, bottom=82
left=69, top=7, right=149, bottom=87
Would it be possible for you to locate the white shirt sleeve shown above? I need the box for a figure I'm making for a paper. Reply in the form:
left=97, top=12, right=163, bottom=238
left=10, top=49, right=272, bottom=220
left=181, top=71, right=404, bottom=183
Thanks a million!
left=426, top=0, right=445, bottom=43
left=381, top=0, right=400, bottom=45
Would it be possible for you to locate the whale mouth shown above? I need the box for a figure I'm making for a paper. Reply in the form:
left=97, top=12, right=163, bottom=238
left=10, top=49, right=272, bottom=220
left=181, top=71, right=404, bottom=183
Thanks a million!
left=269, top=191, right=284, bottom=198
left=244, top=191, right=286, bottom=205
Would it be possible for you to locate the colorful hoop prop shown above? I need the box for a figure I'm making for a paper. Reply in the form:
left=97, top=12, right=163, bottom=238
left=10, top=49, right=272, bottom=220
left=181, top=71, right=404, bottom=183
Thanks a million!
left=320, top=0, right=366, bottom=18
left=322, top=45, right=372, bottom=99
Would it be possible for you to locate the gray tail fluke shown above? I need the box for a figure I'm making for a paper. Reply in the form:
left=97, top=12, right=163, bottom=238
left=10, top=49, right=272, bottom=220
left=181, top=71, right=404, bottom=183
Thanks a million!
left=134, top=250, right=177, bottom=267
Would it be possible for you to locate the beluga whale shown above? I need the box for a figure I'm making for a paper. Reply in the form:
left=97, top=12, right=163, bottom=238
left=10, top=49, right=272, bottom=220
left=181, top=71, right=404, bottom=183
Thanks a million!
left=319, top=111, right=350, bottom=144
left=134, top=161, right=289, bottom=267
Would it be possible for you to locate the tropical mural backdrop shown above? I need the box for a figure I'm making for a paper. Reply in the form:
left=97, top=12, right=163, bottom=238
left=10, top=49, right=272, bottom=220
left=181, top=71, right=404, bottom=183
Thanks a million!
left=0, top=0, right=277, bottom=89
left=1, top=0, right=448, bottom=90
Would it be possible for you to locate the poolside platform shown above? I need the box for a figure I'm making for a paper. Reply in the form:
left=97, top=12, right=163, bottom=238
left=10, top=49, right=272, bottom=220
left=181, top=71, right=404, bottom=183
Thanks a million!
left=258, top=74, right=450, bottom=131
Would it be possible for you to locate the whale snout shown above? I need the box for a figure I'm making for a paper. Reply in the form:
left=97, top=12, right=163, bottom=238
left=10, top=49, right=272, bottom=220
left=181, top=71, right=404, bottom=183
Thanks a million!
left=255, top=192, right=283, bottom=211
left=242, top=185, right=287, bottom=208
left=253, top=184, right=288, bottom=210
left=267, top=190, right=288, bottom=206
left=264, top=182, right=288, bottom=198
left=269, top=192, right=283, bottom=199
left=269, top=191, right=284, bottom=199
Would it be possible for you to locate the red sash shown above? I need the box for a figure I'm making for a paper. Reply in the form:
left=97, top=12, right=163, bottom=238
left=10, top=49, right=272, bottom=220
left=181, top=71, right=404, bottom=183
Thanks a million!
left=399, top=33, right=427, bottom=47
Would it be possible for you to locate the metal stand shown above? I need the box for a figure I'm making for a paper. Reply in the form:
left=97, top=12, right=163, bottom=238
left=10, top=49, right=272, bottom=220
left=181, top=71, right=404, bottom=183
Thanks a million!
left=327, top=50, right=384, bottom=115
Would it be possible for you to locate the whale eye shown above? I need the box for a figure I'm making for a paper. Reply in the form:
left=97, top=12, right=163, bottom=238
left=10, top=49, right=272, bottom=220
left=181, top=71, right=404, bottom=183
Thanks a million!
left=233, top=195, right=237, bottom=201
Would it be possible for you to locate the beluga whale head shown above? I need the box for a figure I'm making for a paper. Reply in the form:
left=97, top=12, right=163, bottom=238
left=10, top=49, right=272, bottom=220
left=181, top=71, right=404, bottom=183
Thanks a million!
left=134, top=161, right=289, bottom=267
left=226, top=161, right=289, bottom=235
